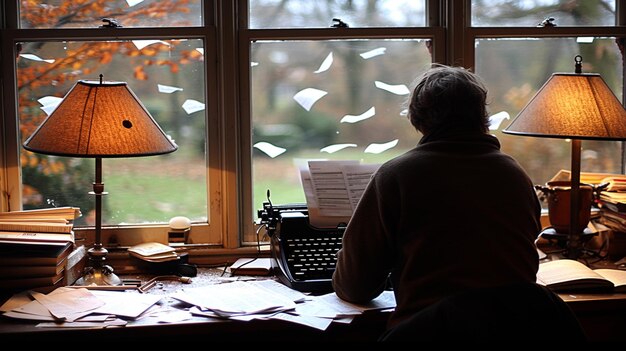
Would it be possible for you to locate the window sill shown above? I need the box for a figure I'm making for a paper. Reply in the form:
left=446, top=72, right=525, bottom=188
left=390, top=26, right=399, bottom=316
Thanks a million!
left=104, top=244, right=270, bottom=274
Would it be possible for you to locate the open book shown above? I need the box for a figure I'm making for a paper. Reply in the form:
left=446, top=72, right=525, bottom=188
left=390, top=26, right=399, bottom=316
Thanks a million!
left=537, top=259, right=626, bottom=292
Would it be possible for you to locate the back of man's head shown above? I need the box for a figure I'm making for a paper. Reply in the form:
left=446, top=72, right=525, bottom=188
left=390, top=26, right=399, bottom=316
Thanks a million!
left=408, top=65, right=489, bottom=136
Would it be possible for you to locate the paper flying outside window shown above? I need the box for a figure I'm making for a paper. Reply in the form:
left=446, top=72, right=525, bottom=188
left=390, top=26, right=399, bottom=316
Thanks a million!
left=126, top=0, right=144, bottom=6
left=251, top=61, right=259, bottom=67
left=293, top=88, right=328, bottom=111
left=254, top=141, right=286, bottom=158
left=375, top=81, right=410, bottom=95
left=38, top=96, right=63, bottom=115
left=488, top=111, right=510, bottom=130
left=158, top=84, right=184, bottom=94
left=19, top=54, right=55, bottom=64
left=182, top=99, right=206, bottom=114
left=196, top=48, right=204, bottom=55
left=364, top=139, right=398, bottom=154
left=320, top=144, right=357, bottom=154
left=360, top=47, right=387, bottom=59
left=133, top=40, right=170, bottom=50
left=314, top=52, right=333, bottom=73
left=340, top=106, right=375, bottom=123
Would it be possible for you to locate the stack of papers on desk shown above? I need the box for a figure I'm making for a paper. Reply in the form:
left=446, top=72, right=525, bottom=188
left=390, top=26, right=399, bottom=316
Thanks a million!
left=171, top=279, right=396, bottom=331
left=171, top=279, right=303, bottom=317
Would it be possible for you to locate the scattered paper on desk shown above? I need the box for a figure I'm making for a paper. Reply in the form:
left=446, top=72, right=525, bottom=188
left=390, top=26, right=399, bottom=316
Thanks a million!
left=295, top=299, right=342, bottom=319
left=157, top=309, right=193, bottom=323
left=36, top=318, right=128, bottom=329
left=297, top=291, right=396, bottom=318
left=3, top=310, right=57, bottom=322
left=31, top=288, right=104, bottom=322
left=270, top=312, right=333, bottom=331
left=90, top=290, right=163, bottom=319
left=0, top=290, right=31, bottom=312
left=171, top=280, right=296, bottom=316
left=246, top=279, right=309, bottom=303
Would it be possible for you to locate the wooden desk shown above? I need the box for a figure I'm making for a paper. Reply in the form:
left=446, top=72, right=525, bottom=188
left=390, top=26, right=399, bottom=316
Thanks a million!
left=559, top=292, right=626, bottom=341
left=1, top=268, right=625, bottom=341
left=0, top=310, right=389, bottom=342
left=0, top=268, right=390, bottom=342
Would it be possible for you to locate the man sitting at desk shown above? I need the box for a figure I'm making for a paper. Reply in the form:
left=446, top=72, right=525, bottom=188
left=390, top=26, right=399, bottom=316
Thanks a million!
left=332, top=65, right=541, bottom=332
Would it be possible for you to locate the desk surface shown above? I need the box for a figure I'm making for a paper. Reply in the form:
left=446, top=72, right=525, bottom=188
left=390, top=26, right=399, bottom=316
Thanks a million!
left=0, top=268, right=390, bottom=342
left=2, top=268, right=626, bottom=341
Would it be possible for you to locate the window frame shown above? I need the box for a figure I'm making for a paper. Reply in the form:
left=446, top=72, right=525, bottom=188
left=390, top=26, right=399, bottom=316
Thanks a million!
left=0, top=1, right=230, bottom=249
left=1, top=0, right=625, bottom=256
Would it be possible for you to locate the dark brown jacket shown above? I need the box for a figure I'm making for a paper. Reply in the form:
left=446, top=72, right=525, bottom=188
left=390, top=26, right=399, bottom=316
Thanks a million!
left=332, top=130, right=541, bottom=329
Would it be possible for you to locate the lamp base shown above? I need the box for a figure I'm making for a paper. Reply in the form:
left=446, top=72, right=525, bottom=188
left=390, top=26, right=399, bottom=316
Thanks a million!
left=538, top=227, right=597, bottom=259
left=74, top=264, right=122, bottom=286
left=539, top=227, right=596, bottom=242
left=73, top=246, right=122, bottom=286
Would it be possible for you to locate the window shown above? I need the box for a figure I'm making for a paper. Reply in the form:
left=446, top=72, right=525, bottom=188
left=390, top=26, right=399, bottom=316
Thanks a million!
left=244, top=0, right=434, bottom=242
left=467, top=0, right=624, bottom=198
left=2, top=0, right=223, bottom=247
left=471, top=0, right=617, bottom=27
left=476, top=37, right=623, bottom=183
left=1, top=1, right=625, bottom=252
left=250, top=38, right=431, bottom=218
left=248, top=0, right=426, bottom=28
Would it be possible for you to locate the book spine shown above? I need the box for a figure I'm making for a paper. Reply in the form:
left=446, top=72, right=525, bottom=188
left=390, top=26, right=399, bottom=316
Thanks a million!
left=64, top=245, right=87, bottom=285
left=0, top=231, right=74, bottom=243
left=0, top=222, right=72, bottom=234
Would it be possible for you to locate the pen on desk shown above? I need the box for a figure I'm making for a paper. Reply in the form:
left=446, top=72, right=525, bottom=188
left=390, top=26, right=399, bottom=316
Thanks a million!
left=66, top=285, right=139, bottom=291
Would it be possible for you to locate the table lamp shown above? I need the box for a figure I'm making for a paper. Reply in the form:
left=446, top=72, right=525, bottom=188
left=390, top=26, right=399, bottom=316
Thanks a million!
left=503, top=55, right=626, bottom=259
left=23, top=75, right=178, bottom=285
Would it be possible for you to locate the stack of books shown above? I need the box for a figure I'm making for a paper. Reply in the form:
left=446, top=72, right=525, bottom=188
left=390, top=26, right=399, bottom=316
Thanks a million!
left=598, top=185, right=626, bottom=232
left=595, top=178, right=626, bottom=260
left=0, top=207, right=85, bottom=292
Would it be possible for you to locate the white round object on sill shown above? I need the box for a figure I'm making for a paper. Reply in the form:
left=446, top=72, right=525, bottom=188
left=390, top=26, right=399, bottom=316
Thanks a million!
left=169, top=216, right=191, bottom=230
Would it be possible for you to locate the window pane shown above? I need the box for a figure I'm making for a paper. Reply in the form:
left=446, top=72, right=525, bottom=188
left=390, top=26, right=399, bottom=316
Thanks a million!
left=17, top=39, right=207, bottom=228
left=19, top=0, right=203, bottom=29
left=249, top=0, right=426, bottom=29
left=251, top=39, right=431, bottom=217
left=476, top=37, right=623, bottom=187
left=471, top=0, right=616, bottom=27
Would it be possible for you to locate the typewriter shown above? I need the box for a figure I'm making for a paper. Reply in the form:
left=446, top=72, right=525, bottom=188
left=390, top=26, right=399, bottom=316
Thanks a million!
left=257, top=201, right=346, bottom=293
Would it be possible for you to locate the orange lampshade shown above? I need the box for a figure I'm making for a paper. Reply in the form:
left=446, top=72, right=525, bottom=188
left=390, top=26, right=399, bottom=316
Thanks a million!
left=503, top=72, right=626, bottom=140
left=23, top=79, right=178, bottom=157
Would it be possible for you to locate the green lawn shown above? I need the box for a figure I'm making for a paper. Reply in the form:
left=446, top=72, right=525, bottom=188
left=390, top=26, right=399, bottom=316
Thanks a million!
left=104, top=174, right=207, bottom=224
